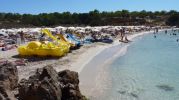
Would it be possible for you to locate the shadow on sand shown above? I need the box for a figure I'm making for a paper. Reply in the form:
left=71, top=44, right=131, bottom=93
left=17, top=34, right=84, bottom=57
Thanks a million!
left=12, top=54, right=61, bottom=62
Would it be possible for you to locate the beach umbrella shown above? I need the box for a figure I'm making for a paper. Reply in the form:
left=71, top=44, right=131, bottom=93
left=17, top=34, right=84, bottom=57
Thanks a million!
left=55, top=26, right=64, bottom=29
left=85, top=26, right=91, bottom=29
left=77, top=30, right=85, bottom=33
left=68, top=27, right=75, bottom=30
left=30, top=28, right=40, bottom=33
left=0, top=29, right=6, bottom=32
left=0, top=32, right=8, bottom=36
left=92, top=29, right=99, bottom=32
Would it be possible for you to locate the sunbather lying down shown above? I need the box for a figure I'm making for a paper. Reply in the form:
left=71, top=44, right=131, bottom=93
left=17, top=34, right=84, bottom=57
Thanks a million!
left=0, top=59, right=26, bottom=66
left=1, top=44, right=17, bottom=51
left=14, top=59, right=26, bottom=66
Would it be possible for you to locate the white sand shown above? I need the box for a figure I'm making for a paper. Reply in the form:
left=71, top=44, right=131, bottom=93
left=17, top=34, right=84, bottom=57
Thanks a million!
left=0, top=30, right=156, bottom=80
left=17, top=30, right=151, bottom=80
left=65, top=31, right=153, bottom=74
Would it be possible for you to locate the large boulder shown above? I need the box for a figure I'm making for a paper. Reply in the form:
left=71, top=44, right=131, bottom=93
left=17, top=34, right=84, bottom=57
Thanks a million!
left=18, top=66, right=86, bottom=100
left=58, top=70, right=85, bottom=100
left=0, top=61, right=18, bottom=100
left=18, top=65, right=62, bottom=100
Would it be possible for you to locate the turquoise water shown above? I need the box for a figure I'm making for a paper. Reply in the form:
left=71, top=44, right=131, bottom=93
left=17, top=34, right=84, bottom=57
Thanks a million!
left=107, top=31, right=179, bottom=100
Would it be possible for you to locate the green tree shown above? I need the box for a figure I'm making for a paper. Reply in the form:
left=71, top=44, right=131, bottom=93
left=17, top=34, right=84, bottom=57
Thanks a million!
left=166, top=14, right=179, bottom=26
left=89, top=9, right=101, bottom=26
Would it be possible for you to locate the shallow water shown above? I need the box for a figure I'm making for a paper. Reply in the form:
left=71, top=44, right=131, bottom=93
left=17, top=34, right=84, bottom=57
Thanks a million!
left=106, top=31, right=179, bottom=100
left=80, top=30, right=179, bottom=100
left=80, top=43, right=129, bottom=99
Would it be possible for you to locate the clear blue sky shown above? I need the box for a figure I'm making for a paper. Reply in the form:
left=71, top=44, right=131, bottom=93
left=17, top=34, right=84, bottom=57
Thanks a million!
left=0, top=0, right=178, bottom=14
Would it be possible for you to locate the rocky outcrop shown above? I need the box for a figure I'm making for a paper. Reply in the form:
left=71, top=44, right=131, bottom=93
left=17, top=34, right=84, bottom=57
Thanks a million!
left=58, top=70, right=85, bottom=100
left=0, top=61, right=18, bottom=100
left=0, top=62, right=86, bottom=100
left=18, top=65, right=86, bottom=100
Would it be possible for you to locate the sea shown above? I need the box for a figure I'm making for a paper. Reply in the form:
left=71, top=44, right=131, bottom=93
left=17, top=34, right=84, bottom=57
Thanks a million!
left=80, top=30, right=179, bottom=100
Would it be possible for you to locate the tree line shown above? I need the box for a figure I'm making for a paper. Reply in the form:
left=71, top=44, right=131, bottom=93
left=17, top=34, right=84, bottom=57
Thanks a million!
left=0, top=10, right=179, bottom=27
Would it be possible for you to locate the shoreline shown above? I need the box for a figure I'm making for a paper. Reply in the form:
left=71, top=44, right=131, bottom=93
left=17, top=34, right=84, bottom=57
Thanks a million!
left=70, top=30, right=154, bottom=73
left=70, top=29, right=167, bottom=74
left=0, top=28, right=168, bottom=100
left=0, top=29, right=165, bottom=81
left=78, top=30, right=166, bottom=99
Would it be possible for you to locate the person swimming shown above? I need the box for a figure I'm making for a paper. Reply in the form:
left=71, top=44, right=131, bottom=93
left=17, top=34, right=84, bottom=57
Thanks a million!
left=173, top=33, right=177, bottom=35
left=154, top=35, right=156, bottom=38
left=165, top=30, right=167, bottom=34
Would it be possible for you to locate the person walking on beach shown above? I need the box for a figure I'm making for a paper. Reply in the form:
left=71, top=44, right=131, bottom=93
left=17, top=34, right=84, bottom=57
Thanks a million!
left=119, top=28, right=130, bottom=43
left=16, top=32, right=21, bottom=45
left=120, top=28, right=125, bottom=41
left=19, top=31, right=25, bottom=44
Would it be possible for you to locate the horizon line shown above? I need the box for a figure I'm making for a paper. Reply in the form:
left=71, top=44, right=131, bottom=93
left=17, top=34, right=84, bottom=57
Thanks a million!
left=0, top=9, right=178, bottom=15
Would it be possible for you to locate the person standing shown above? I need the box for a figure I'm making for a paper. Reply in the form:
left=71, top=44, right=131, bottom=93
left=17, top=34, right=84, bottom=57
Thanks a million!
left=19, top=31, right=25, bottom=44
left=16, top=32, right=21, bottom=45
left=120, top=28, right=125, bottom=41
left=165, top=30, right=167, bottom=34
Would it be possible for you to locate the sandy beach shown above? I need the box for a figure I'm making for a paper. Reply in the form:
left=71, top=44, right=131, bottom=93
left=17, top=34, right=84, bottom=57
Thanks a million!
left=0, top=28, right=170, bottom=100
left=61, top=29, right=167, bottom=74
left=0, top=30, right=153, bottom=80
left=72, top=30, right=154, bottom=73
left=1, top=30, right=154, bottom=79
left=1, top=1, right=179, bottom=99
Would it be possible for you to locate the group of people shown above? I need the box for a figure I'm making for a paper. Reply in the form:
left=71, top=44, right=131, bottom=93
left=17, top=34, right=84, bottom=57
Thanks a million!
left=1, top=31, right=25, bottom=51
left=154, top=28, right=179, bottom=43
left=119, top=28, right=130, bottom=43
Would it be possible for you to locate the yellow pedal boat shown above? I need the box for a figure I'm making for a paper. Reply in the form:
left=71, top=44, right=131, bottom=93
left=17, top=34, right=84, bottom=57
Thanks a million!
left=18, top=29, right=70, bottom=57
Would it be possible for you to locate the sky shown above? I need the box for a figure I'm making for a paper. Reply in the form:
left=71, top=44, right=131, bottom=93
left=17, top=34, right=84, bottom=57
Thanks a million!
left=0, top=0, right=179, bottom=14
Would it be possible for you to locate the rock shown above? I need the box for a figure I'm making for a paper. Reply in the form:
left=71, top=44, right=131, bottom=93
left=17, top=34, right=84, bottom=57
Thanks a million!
left=18, top=66, right=86, bottom=100
left=58, top=70, right=79, bottom=86
left=58, top=70, right=85, bottom=100
left=0, top=61, right=18, bottom=100
left=18, top=65, right=62, bottom=100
